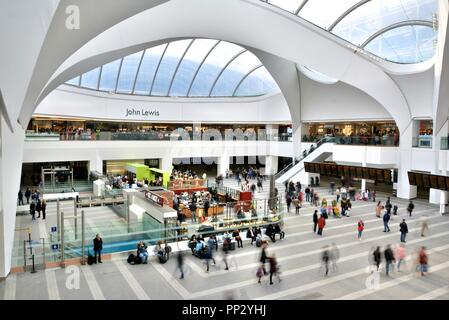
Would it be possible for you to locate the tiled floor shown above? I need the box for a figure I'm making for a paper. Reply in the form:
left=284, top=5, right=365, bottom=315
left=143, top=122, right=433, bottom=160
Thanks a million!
left=2, top=182, right=449, bottom=300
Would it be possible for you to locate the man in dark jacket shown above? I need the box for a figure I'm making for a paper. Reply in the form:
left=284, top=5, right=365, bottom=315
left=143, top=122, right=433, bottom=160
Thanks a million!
left=25, top=188, right=31, bottom=204
left=407, top=201, right=415, bottom=217
left=373, top=246, right=382, bottom=271
left=399, top=219, right=408, bottom=243
left=385, top=197, right=392, bottom=214
left=274, top=224, right=285, bottom=240
left=384, top=245, right=395, bottom=276
left=93, top=234, right=103, bottom=263
left=383, top=212, right=391, bottom=232
left=18, top=190, right=24, bottom=205
left=265, top=224, right=276, bottom=242
left=41, top=200, right=47, bottom=220
left=313, top=210, right=318, bottom=233
left=36, top=200, right=42, bottom=218
left=305, top=186, right=311, bottom=202
left=30, top=202, right=36, bottom=220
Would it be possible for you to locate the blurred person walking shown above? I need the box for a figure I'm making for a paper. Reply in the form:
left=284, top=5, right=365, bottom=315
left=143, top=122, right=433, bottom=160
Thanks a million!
left=384, top=244, right=395, bottom=276
left=286, top=194, right=292, bottom=213
left=177, top=251, right=185, bottom=279
left=204, top=245, right=216, bottom=273
left=222, top=240, right=230, bottom=271
left=256, top=263, right=264, bottom=284
left=330, top=243, right=340, bottom=272
left=373, top=246, right=382, bottom=272
left=321, top=246, right=330, bottom=276
left=418, top=246, right=429, bottom=276
left=259, top=242, right=268, bottom=275
left=420, top=216, right=429, bottom=237
left=268, top=254, right=281, bottom=285
left=395, top=244, right=406, bottom=272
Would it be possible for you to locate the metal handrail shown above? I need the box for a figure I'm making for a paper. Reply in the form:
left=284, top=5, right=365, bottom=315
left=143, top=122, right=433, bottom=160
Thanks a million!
left=208, top=182, right=241, bottom=199
left=275, top=137, right=334, bottom=180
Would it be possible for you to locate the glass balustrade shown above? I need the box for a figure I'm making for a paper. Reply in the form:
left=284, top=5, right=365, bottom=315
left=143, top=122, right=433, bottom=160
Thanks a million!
left=441, top=137, right=449, bottom=150
left=302, top=135, right=399, bottom=146
left=11, top=196, right=284, bottom=269
left=412, top=136, right=433, bottom=148
left=25, top=131, right=293, bottom=142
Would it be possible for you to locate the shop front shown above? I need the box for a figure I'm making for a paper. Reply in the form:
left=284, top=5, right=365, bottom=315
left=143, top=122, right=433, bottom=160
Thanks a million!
left=302, top=121, right=399, bottom=146
left=413, top=119, right=433, bottom=148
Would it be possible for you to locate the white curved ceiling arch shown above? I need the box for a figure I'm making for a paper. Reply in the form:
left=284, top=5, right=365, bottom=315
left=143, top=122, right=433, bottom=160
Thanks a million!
left=19, top=0, right=412, bottom=135
left=266, top=0, right=438, bottom=65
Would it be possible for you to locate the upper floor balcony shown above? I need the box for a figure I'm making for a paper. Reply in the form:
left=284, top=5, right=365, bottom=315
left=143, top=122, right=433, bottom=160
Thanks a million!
left=25, top=130, right=292, bottom=142
left=302, top=135, right=399, bottom=147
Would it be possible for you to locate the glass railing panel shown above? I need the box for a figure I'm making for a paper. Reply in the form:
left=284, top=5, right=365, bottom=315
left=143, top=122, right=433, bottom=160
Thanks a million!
left=25, top=131, right=295, bottom=142
left=441, top=137, right=449, bottom=150
left=69, top=196, right=283, bottom=254
left=412, top=136, right=433, bottom=148
left=302, top=135, right=399, bottom=146
left=11, top=239, right=26, bottom=269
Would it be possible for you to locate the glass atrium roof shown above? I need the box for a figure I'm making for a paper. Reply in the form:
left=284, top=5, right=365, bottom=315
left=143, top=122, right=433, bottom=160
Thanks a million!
left=65, top=39, right=279, bottom=97
left=263, top=0, right=438, bottom=64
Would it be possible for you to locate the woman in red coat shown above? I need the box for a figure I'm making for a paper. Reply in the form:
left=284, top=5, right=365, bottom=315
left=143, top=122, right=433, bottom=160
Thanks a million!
left=317, top=215, right=326, bottom=236
left=357, top=219, right=365, bottom=240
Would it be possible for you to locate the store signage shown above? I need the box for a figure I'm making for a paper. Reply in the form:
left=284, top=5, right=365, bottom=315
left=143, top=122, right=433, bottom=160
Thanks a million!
left=125, top=107, right=160, bottom=118
left=145, top=191, right=164, bottom=207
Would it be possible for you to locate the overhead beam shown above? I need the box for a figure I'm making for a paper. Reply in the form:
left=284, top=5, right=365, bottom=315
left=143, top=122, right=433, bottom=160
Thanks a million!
left=361, top=20, right=433, bottom=48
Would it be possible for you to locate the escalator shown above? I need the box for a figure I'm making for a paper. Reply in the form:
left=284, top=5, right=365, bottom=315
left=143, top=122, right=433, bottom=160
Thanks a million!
left=275, top=138, right=335, bottom=184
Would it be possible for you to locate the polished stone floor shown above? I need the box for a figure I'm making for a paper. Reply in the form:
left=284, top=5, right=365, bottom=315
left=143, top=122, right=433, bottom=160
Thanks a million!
left=2, top=182, right=449, bottom=300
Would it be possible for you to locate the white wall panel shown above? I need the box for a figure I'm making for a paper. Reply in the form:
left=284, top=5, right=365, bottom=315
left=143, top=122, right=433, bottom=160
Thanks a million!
left=22, top=140, right=294, bottom=164
left=299, top=74, right=393, bottom=122
left=34, top=86, right=291, bottom=124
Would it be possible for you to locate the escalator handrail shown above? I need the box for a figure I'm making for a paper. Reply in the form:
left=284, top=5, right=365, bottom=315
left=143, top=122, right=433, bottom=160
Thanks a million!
left=275, top=137, right=335, bottom=180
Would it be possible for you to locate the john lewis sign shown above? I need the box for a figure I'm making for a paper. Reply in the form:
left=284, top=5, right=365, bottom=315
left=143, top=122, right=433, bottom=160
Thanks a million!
left=125, top=107, right=160, bottom=118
